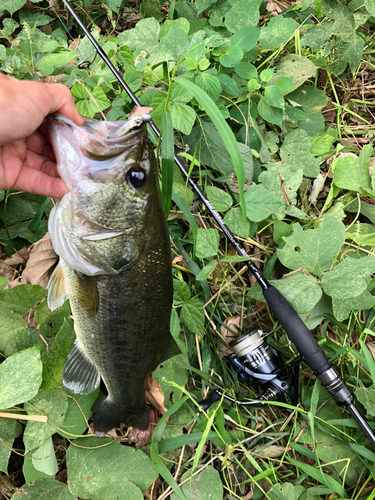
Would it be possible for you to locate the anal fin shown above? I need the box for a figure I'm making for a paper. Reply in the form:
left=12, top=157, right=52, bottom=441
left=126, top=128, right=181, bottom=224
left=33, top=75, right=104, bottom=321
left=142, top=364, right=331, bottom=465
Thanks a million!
left=159, top=334, right=181, bottom=364
left=63, top=340, right=100, bottom=395
left=47, top=261, right=68, bottom=311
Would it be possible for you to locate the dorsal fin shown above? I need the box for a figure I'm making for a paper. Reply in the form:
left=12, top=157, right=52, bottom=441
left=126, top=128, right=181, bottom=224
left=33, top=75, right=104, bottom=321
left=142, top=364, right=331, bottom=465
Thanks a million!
left=47, top=262, right=68, bottom=311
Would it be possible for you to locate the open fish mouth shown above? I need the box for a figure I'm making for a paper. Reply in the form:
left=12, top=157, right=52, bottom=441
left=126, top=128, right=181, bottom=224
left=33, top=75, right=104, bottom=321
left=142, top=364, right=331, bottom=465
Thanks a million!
left=48, top=113, right=152, bottom=190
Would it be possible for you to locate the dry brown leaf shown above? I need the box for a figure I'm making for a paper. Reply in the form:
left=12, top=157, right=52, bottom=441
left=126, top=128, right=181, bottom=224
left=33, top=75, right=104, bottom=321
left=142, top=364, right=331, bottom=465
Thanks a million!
left=0, top=246, right=29, bottom=281
left=145, top=376, right=167, bottom=416
left=20, top=233, right=58, bottom=289
left=266, top=0, right=283, bottom=15
left=128, top=106, right=153, bottom=119
left=128, top=408, right=158, bottom=447
left=219, top=316, right=241, bottom=355
left=69, top=38, right=81, bottom=52
left=172, top=255, right=188, bottom=269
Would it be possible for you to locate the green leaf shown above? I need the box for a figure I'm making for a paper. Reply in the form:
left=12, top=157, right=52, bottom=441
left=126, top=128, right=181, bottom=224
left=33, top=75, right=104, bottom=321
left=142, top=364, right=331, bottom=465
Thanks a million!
left=0, top=284, right=45, bottom=315
left=96, top=481, right=144, bottom=500
left=117, top=45, right=135, bottom=72
left=258, top=162, right=303, bottom=209
left=230, top=25, right=259, bottom=51
left=322, top=255, right=375, bottom=299
left=173, top=280, right=191, bottom=303
left=225, top=0, right=262, bottom=32
left=333, top=144, right=373, bottom=194
left=365, top=0, right=375, bottom=15
left=263, top=85, right=285, bottom=109
left=219, top=45, right=243, bottom=67
left=206, top=186, right=233, bottom=212
left=161, top=110, right=174, bottom=218
left=19, top=8, right=53, bottom=27
left=76, top=99, right=97, bottom=118
left=170, top=103, right=196, bottom=135
left=160, top=18, right=190, bottom=38
left=37, top=49, right=77, bottom=76
left=259, top=16, right=300, bottom=50
left=280, top=129, right=320, bottom=177
left=66, top=436, right=158, bottom=497
left=328, top=34, right=365, bottom=75
left=12, top=479, right=76, bottom=500
left=0, top=18, right=19, bottom=37
left=41, top=320, right=75, bottom=390
left=257, top=97, right=283, bottom=128
left=245, top=184, right=283, bottom=222
left=310, top=133, right=336, bottom=155
left=234, top=62, right=257, bottom=80
left=186, top=122, right=233, bottom=174
left=1, top=0, right=27, bottom=15
left=270, top=55, right=317, bottom=95
left=91, top=86, right=111, bottom=110
left=277, top=215, right=345, bottom=276
left=332, top=290, right=375, bottom=321
left=0, top=418, right=21, bottom=473
left=259, top=68, right=274, bottom=82
left=224, top=207, right=251, bottom=238
left=180, top=299, right=205, bottom=336
left=275, top=76, right=293, bottom=93
left=171, top=82, right=193, bottom=104
left=302, top=24, right=333, bottom=50
left=125, top=18, right=160, bottom=51
left=23, top=390, right=68, bottom=453
left=32, top=437, right=58, bottom=476
left=248, top=272, right=322, bottom=314
left=0, top=346, right=42, bottom=409
left=153, top=339, right=189, bottom=407
left=59, top=388, right=99, bottom=438
left=159, top=25, right=189, bottom=61
left=214, top=74, right=239, bottom=96
left=196, top=260, right=218, bottom=281
left=321, top=0, right=355, bottom=34
left=194, top=73, right=221, bottom=102
left=286, top=85, right=327, bottom=136
left=35, top=300, right=71, bottom=338
left=355, top=385, right=375, bottom=417
left=196, top=228, right=219, bottom=258
left=0, top=308, right=27, bottom=356
left=125, top=70, right=144, bottom=93
left=269, top=483, right=306, bottom=500
left=171, top=466, right=223, bottom=500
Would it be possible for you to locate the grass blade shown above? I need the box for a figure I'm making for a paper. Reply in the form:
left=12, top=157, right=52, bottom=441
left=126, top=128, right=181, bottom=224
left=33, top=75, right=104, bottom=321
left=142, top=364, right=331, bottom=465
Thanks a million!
left=175, top=77, right=247, bottom=223
left=161, top=110, right=174, bottom=218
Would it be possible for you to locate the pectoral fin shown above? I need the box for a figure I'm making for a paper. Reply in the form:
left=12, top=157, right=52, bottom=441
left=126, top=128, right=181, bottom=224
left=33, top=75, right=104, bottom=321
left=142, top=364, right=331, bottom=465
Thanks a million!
left=47, top=262, right=68, bottom=311
left=75, top=271, right=100, bottom=317
left=159, top=334, right=181, bottom=364
left=63, top=340, right=100, bottom=395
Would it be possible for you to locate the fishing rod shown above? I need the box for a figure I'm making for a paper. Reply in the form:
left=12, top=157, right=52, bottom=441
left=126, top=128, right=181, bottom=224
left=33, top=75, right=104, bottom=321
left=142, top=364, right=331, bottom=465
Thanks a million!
left=60, top=0, right=375, bottom=447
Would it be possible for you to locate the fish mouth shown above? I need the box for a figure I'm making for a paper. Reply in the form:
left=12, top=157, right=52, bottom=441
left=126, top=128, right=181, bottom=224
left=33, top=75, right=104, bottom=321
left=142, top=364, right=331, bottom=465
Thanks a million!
left=48, top=113, right=151, bottom=189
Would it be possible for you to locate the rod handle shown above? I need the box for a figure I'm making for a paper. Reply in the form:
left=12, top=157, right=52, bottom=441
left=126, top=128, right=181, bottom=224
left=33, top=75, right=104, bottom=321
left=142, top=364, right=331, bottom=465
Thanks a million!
left=263, top=286, right=330, bottom=376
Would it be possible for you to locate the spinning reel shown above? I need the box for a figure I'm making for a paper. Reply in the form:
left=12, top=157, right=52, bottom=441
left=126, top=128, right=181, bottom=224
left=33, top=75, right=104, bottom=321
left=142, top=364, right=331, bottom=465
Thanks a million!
left=200, top=328, right=300, bottom=411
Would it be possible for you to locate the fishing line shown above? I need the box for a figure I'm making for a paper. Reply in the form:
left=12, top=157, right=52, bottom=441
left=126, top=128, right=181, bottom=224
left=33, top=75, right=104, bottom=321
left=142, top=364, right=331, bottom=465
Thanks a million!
left=59, top=0, right=375, bottom=448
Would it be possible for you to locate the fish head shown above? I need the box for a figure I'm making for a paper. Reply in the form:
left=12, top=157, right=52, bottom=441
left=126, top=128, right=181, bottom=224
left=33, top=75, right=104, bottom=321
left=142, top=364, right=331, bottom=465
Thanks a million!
left=48, top=113, right=162, bottom=275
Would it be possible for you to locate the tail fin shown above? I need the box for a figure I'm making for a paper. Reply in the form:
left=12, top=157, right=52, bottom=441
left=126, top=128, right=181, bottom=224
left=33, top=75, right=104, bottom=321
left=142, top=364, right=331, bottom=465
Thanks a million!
left=94, top=397, right=149, bottom=436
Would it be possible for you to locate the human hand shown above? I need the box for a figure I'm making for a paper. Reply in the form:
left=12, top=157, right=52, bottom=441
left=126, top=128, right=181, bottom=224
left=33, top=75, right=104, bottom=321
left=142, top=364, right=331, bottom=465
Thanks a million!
left=0, top=74, right=84, bottom=198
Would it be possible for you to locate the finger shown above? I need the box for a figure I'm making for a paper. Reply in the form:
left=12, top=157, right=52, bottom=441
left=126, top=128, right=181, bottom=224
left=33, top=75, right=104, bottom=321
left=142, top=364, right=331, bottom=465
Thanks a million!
left=12, top=166, right=68, bottom=198
left=23, top=150, right=59, bottom=176
left=26, top=132, right=55, bottom=161
left=45, top=83, right=84, bottom=126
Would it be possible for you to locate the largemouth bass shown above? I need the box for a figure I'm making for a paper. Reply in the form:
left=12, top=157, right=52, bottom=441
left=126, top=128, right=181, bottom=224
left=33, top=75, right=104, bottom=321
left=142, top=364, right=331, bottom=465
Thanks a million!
left=47, top=113, right=179, bottom=436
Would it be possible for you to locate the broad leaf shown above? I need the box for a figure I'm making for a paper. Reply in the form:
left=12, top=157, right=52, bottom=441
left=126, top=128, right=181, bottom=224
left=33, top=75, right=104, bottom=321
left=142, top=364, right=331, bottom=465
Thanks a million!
left=322, top=256, right=375, bottom=299
left=259, top=16, right=300, bottom=50
left=245, top=184, right=283, bottom=222
left=66, top=437, right=158, bottom=497
left=0, top=346, right=42, bottom=409
left=277, top=215, right=345, bottom=276
left=280, top=129, right=320, bottom=178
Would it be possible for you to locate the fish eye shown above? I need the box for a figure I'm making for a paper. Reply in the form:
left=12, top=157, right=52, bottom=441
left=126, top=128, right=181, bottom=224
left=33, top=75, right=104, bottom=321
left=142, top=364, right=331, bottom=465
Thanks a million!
left=126, top=167, right=147, bottom=188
